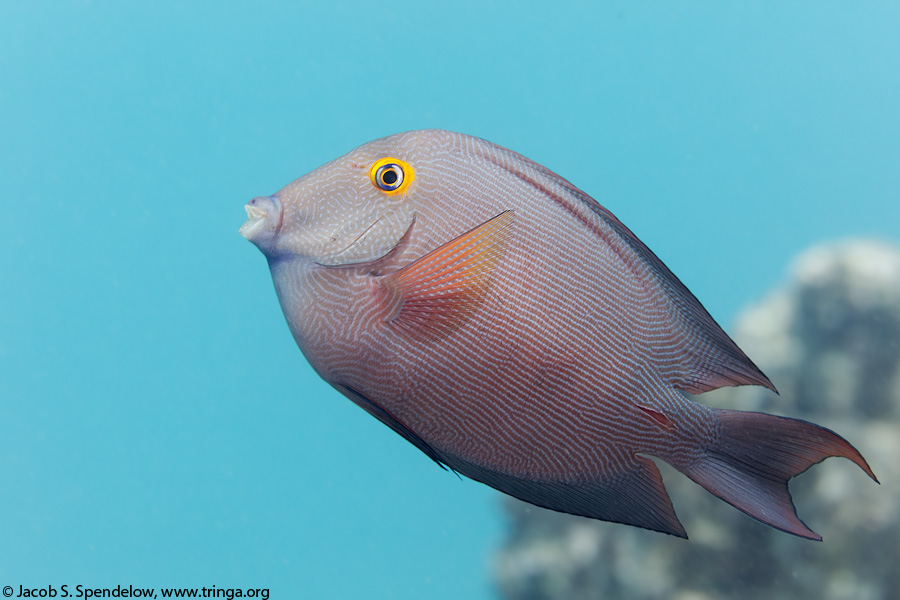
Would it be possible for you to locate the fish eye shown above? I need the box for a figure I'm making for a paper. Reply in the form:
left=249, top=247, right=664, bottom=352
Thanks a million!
left=377, top=164, right=403, bottom=190
left=369, top=157, right=415, bottom=196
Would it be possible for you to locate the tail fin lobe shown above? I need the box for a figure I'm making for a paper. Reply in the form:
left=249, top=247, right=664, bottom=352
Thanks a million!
left=681, top=409, right=877, bottom=540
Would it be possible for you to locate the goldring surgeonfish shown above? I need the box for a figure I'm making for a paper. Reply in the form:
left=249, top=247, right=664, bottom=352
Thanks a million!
left=241, top=129, right=876, bottom=539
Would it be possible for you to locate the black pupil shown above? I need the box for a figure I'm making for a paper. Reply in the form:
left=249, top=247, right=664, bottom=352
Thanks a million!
left=382, top=168, right=399, bottom=186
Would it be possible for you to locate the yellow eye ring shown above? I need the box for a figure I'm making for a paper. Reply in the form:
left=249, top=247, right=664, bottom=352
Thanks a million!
left=369, top=157, right=414, bottom=196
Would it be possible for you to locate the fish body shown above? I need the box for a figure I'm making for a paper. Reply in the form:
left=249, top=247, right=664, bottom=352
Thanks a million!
left=242, top=130, right=875, bottom=539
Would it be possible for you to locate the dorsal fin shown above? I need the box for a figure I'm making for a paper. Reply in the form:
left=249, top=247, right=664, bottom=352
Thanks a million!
left=583, top=198, right=774, bottom=392
left=480, top=144, right=774, bottom=394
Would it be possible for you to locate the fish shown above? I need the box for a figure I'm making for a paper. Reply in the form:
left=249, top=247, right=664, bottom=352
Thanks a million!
left=240, top=129, right=877, bottom=540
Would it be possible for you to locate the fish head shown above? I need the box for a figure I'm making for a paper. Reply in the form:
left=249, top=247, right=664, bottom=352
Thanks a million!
left=241, top=131, right=436, bottom=265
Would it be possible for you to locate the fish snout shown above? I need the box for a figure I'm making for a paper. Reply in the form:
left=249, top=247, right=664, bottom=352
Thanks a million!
left=240, top=195, right=284, bottom=244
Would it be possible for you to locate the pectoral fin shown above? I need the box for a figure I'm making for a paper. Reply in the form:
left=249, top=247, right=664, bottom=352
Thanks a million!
left=379, top=211, right=515, bottom=340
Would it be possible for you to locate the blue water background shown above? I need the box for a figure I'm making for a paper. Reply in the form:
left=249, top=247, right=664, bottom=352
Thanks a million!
left=1, top=2, right=898, bottom=598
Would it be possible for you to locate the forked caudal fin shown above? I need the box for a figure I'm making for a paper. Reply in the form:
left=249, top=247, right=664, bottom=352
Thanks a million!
left=681, top=409, right=878, bottom=540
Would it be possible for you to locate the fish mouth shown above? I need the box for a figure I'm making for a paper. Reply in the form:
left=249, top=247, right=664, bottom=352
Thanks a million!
left=240, top=195, right=283, bottom=241
left=239, top=204, right=269, bottom=239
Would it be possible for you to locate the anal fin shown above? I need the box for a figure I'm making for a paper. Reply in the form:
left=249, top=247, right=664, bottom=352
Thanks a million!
left=448, top=453, right=687, bottom=538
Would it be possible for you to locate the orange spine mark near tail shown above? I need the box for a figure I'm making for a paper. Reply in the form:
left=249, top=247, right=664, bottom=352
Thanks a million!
left=636, top=403, right=677, bottom=431
left=680, top=409, right=878, bottom=540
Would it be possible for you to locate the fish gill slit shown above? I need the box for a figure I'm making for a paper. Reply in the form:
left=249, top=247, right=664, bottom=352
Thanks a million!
left=336, top=217, right=383, bottom=257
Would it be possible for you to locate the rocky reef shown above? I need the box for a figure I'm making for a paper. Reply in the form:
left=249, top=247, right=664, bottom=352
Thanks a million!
left=494, top=240, right=900, bottom=600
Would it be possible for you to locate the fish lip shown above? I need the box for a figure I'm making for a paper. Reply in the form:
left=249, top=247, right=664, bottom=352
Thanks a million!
left=239, top=205, right=268, bottom=239
left=240, top=195, right=283, bottom=241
